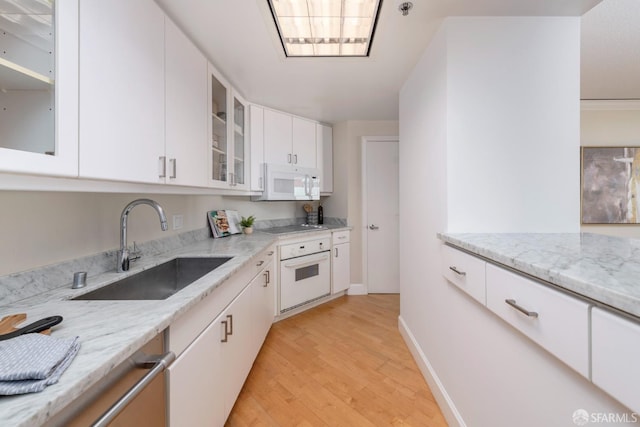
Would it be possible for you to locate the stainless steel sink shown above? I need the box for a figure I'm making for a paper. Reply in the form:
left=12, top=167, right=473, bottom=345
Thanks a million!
left=72, top=257, right=232, bottom=300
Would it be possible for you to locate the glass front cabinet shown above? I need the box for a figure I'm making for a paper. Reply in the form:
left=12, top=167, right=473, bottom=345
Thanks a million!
left=208, top=64, right=248, bottom=190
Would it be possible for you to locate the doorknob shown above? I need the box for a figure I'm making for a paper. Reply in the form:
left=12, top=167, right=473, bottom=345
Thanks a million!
left=369, top=224, right=379, bottom=230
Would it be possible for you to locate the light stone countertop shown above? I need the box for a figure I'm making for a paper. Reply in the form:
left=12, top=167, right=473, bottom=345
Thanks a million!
left=0, top=232, right=280, bottom=427
left=439, top=232, right=640, bottom=319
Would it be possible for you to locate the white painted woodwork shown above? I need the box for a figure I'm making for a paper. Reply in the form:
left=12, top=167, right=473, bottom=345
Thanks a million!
left=0, top=0, right=79, bottom=177
left=316, top=123, right=333, bottom=193
left=592, top=307, right=640, bottom=413
left=220, top=284, right=254, bottom=420
left=164, top=17, right=208, bottom=187
left=263, top=108, right=293, bottom=165
left=332, top=238, right=350, bottom=294
left=78, top=0, right=165, bottom=183
left=251, top=259, right=275, bottom=358
left=441, top=244, right=486, bottom=305
left=291, top=117, right=316, bottom=168
left=485, top=263, right=590, bottom=377
left=249, top=105, right=265, bottom=191
left=364, top=138, right=399, bottom=293
left=168, top=313, right=224, bottom=427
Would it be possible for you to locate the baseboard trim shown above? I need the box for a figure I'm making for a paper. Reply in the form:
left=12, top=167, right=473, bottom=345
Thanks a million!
left=347, top=283, right=367, bottom=295
left=398, top=315, right=466, bottom=427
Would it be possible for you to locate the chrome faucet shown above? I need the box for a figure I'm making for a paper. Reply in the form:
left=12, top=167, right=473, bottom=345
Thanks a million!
left=117, top=199, right=168, bottom=272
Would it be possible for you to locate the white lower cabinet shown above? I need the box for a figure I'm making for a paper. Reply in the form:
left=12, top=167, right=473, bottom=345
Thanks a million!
left=168, top=247, right=275, bottom=425
left=485, top=263, right=590, bottom=377
left=332, top=231, right=350, bottom=294
left=592, top=307, right=640, bottom=413
left=220, top=284, right=254, bottom=420
left=168, top=313, right=224, bottom=426
left=441, top=244, right=486, bottom=304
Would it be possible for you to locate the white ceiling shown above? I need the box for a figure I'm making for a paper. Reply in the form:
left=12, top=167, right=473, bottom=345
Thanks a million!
left=156, top=0, right=634, bottom=125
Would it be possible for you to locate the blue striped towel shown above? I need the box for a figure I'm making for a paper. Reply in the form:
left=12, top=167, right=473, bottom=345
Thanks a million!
left=0, top=333, right=80, bottom=395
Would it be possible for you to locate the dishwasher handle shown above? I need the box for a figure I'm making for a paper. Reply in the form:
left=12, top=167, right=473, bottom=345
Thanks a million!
left=92, top=351, right=175, bottom=427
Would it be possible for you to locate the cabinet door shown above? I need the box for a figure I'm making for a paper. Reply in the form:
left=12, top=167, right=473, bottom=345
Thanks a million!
left=263, top=109, right=292, bottom=165
left=316, top=124, right=333, bottom=193
left=79, top=0, right=165, bottom=183
left=164, top=18, right=207, bottom=187
left=592, top=307, right=640, bottom=413
left=249, top=105, right=264, bottom=191
left=220, top=284, right=254, bottom=420
left=0, top=0, right=79, bottom=177
left=231, top=92, right=249, bottom=190
left=292, top=117, right=316, bottom=168
left=209, top=64, right=230, bottom=187
left=168, top=312, right=224, bottom=427
left=332, top=242, right=350, bottom=294
left=251, top=260, right=275, bottom=357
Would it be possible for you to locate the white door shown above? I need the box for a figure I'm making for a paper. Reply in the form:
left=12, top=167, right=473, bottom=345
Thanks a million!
left=363, top=137, right=399, bottom=293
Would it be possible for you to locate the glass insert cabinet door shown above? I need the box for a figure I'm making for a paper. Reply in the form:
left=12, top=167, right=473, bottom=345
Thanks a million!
left=0, top=0, right=79, bottom=177
left=0, top=0, right=55, bottom=155
left=233, top=93, right=246, bottom=186
left=210, top=70, right=228, bottom=184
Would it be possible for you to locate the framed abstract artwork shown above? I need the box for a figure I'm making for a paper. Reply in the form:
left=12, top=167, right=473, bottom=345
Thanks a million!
left=581, top=147, right=640, bottom=224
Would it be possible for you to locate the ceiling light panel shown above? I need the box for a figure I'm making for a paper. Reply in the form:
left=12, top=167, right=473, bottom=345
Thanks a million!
left=268, top=0, right=382, bottom=57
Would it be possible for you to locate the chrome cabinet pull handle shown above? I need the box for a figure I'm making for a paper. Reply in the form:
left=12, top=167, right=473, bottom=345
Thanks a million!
left=369, top=224, right=379, bottom=230
left=505, top=299, right=538, bottom=318
left=227, top=314, right=233, bottom=335
left=257, top=260, right=265, bottom=267
left=287, top=154, right=292, bottom=163
left=158, top=156, right=166, bottom=178
left=335, top=247, right=338, bottom=257
left=259, top=176, right=263, bottom=190
left=263, top=270, right=270, bottom=287
left=293, top=154, right=298, bottom=164
left=169, top=158, right=177, bottom=179
left=221, top=320, right=228, bottom=342
left=267, top=251, right=274, bottom=256
left=449, top=266, right=466, bottom=276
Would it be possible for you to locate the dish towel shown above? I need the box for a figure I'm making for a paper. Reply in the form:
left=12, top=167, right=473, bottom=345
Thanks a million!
left=0, top=333, right=80, bottom=395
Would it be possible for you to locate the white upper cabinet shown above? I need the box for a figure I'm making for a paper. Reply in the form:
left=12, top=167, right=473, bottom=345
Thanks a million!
left=0, top=0, right=79, bottom=177
left=208, top=66, right=249, bottom=190
left=263, top=109, right=316, bottom=168
left=263, top=108, right=293, bottom=165
left=291, top=117, right=316, bottom=168
left=164, top=18, right=208, bottom=187
left=316, top=123, right=333, bottom=193
left=249, top=105, right=265, bottom=191
left=79, top=0, right=165, bottom=183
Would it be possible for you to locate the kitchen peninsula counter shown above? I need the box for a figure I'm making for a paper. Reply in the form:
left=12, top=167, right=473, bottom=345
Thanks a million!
left=439, top=232, right=640, bottom=319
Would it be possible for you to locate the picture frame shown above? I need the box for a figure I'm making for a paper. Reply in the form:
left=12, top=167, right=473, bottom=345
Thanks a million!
left=581, top=146, right=640, bottom=224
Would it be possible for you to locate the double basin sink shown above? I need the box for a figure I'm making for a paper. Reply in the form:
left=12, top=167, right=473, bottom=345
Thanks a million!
left=73, top=257, right=232, bottom=301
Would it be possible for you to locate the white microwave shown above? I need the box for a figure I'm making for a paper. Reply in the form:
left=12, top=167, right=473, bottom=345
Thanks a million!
left=253, top=164, right=320, bottom=201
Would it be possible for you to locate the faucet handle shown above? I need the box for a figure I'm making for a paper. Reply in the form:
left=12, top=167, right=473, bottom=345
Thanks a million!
left=130, top=241, right=141, bottom=262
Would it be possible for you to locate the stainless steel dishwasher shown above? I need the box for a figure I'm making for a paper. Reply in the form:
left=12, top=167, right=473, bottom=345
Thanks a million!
left=45, top=332, right=174, bottom=427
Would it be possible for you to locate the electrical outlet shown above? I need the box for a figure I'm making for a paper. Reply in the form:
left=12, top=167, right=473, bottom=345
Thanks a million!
left=173, top=214, right=184, bottom=230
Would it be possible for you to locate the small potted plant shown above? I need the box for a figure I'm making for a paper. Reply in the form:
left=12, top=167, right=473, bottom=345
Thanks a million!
left=240, top=215, right=256, bottom=234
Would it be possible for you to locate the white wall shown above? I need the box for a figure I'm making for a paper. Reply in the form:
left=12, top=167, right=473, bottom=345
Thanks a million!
left=581, top=102, right=640, bottom=238
left=399, top=17, right=629, bottom=427
left=0, top=191, right=298, bottom=276
left=446, top=17, right=580, bottom=233
left=323, top=120, right=399, bottom=286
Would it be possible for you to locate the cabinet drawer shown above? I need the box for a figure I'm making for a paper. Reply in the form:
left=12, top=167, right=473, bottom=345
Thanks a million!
left=592, top=307, right=640, bottom=413
left=332, top=230, right=350, bottom=244
left=441, top=244, right=486, bottom=304
left=486, top=264, right=590, bottom=377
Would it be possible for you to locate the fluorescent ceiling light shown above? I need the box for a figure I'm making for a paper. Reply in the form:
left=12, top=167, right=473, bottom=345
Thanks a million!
left=267, top=0, right=382, bottom=57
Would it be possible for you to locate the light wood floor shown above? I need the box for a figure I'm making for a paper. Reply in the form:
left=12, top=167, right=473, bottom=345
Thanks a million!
left=226, top=295, right=449, bottom=426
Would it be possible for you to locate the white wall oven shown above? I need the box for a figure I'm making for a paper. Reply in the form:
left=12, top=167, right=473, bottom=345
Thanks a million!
left=279, top=236, right=331, bottom=312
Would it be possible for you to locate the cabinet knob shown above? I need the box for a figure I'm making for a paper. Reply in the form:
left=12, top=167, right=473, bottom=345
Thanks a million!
left=369, top=224, right=379, bottom=230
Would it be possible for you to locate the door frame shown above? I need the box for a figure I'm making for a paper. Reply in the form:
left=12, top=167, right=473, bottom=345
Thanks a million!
left=360, top=135, right=400, bottom=295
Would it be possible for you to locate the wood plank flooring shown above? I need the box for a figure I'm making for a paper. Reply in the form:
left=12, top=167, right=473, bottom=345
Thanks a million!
left=226, top=295, right=449, bottom=427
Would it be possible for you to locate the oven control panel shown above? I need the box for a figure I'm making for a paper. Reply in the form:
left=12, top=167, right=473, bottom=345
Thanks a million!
left=280, top=237, right=331, bottom=260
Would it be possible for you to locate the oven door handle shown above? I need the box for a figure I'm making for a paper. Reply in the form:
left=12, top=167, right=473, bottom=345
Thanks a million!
left=283, top=253, right=329, bottom=269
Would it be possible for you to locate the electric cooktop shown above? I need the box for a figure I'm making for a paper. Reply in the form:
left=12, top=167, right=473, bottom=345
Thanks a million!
left=260, top=224, right=328, bottom=235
